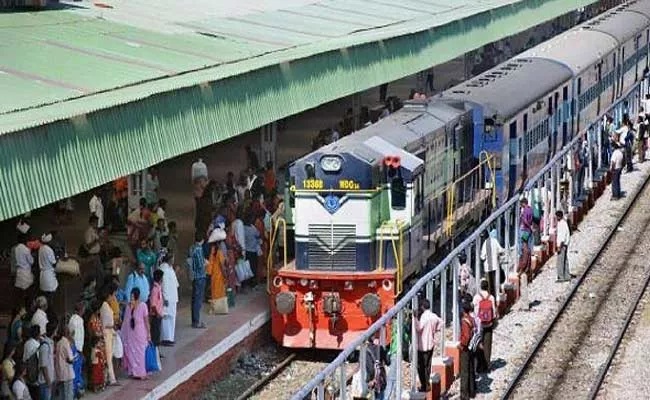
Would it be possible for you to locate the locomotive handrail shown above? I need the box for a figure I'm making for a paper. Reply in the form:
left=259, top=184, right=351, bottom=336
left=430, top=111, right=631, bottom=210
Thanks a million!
left=445, top=181, right=455, bottom=236
left=267, top=217, right=287, bottom=294
left=376, top=220, right=407, bottom=294
left=479, top=151, right=498, bottom=208
left=445, top=156, right=495, bottom=237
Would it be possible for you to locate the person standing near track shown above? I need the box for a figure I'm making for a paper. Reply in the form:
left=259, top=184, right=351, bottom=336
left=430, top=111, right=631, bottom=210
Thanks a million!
left=611, top=143, right=625, bottom=200
left=459, top=300, right=476, bottom=400
left=480, top=229, right=504, bottom=297
left=473, top=279, right=497, bottom=372
left=415, top=299, right=442, bottom=392
left=187, top=233, right=207, bottom=329
left=555, top=210, right=571, bottom=282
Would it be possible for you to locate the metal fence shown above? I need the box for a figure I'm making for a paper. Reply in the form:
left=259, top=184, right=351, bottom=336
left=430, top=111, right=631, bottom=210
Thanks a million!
left=292, top=76, right=648, bottom=400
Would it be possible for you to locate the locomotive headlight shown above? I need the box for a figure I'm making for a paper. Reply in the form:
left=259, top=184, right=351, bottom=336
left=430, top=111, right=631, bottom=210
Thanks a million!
left=320, top=155, right=342, bottom=172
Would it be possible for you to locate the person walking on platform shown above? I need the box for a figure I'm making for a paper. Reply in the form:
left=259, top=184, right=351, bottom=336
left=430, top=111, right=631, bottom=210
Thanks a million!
left=480, top=229, right=504, bottom=298
left=611, top=143, right=624, bottom=200
left=459, top=301, right=476, bottom=400
left=187, top=233, right=207, bottom=329
left=556, top=210, right=571, bottom=282
left=415, top=299, right=442, bottom=392
left=473, top=279, right=497, bottom=372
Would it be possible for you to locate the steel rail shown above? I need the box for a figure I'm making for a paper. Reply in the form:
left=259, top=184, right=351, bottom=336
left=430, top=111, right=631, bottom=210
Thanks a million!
left=586, top=261, right=650, bottom=399
left=501, top=172, right=650, bottom=399
left=235, top=353, right=297, bottom=400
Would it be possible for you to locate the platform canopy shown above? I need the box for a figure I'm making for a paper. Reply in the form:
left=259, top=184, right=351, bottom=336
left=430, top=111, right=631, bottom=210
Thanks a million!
left=0, top=0, right=598, bottom=220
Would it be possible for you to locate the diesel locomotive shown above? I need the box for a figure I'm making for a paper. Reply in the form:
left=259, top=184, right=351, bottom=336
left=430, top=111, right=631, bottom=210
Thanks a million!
left=270, top=0, right=650, bottom=349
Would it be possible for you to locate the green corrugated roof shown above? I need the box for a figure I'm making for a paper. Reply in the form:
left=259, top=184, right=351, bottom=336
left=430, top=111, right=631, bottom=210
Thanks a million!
left=0, top=0, right=598, bottom=220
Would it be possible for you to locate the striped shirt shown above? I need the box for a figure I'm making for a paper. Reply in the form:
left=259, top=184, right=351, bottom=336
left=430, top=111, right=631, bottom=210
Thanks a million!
left=188, top=244, right=206, bottom=281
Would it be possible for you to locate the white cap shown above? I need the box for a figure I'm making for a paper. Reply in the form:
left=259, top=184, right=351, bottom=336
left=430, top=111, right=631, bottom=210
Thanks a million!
left=16, top=222, right=30, bottom=234
left=41, top=233, right=52, bottom=243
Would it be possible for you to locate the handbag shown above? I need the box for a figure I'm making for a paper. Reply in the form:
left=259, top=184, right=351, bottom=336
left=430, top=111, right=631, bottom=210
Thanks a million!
left=55, top=258, right=80, bottom=276
left=145, top=342, right=161, bottom=373
left=112, top=332, right=123, bottom=359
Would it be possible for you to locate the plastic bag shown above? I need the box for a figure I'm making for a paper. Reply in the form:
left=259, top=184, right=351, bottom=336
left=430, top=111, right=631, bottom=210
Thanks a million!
left=112, top=332, right=123, bottom=359
left=235, top=259, right=253, bottom=282
left=145, top=342, right=160, bottom=373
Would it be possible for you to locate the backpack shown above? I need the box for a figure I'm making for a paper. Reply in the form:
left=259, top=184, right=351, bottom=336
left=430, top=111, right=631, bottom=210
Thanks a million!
left=26, top=342, right=47, bottom=384
left=477, top=295, right=494, bottom=326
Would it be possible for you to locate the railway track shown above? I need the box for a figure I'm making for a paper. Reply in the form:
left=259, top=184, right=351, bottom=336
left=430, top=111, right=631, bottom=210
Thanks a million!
left=234, top=348, right=355, bottom=400
left=590, top=277, right=650, bottom=399
left=502, top=173, right=650, bottom=400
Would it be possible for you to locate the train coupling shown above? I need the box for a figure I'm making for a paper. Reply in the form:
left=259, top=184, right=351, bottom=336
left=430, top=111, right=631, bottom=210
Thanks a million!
left=323, top=292, right=342, bottom=327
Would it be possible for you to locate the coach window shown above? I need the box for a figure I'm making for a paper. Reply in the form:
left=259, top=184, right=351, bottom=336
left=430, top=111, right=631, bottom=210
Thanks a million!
left=305, top=163, right=316, bottom=179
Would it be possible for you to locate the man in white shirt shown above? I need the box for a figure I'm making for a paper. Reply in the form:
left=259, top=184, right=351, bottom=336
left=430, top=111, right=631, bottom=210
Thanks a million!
left=556, top=210, right=571, bottom=282
left=68, top=303, right=84, bottom=353
left=14, top=234, right=34, bottom=308
left=415, top=299, right=443, bottom=392
left=480, top=229, right=504, bottom=297
left=31, top=297, right=49, bottom=336
left=160, top=256, right=180, bottom=346
left=88, top=192, right=104, bottom=229
left=38, top=233, right=58, bottom=304
left=84, top=216, right=101, bottom=256
left=643, top=94, right=650, bottom=120
left=610, top=143, right=625, bottom=200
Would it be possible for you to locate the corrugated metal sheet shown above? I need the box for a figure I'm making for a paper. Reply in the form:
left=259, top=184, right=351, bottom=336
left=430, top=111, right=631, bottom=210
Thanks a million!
left=0, top=0, right=600, bottom=220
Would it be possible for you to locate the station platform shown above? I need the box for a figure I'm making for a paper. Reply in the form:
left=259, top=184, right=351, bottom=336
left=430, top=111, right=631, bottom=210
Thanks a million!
left=87, top=289, right=268, bottom=400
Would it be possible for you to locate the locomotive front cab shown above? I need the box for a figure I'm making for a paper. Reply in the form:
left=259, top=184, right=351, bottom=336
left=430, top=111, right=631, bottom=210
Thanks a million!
left=271, top=136, right=425, bottom=349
